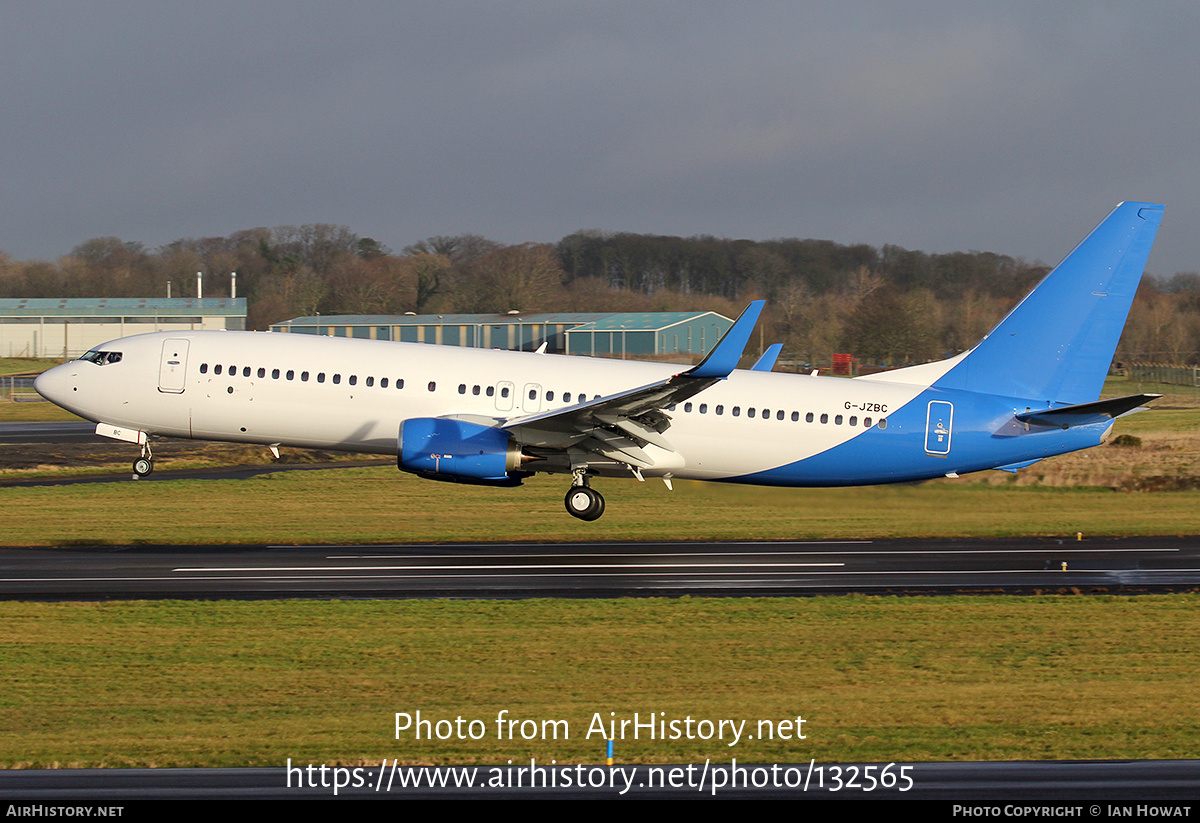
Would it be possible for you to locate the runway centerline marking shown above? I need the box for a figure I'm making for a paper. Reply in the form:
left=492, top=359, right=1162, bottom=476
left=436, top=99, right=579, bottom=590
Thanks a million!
left=172, top=562, right=847, bottom=573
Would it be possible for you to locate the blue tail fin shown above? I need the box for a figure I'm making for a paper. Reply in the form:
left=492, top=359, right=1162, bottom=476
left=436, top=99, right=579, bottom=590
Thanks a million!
left=932, top=201, right=1164, bottom=404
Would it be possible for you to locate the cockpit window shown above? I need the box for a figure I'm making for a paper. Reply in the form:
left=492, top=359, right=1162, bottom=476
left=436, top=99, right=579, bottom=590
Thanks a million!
left=79, top=350, right=122, bottom=365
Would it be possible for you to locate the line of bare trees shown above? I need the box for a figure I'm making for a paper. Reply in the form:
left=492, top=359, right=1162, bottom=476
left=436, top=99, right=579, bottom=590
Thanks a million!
left=1, top=226, right=1197, bottom=367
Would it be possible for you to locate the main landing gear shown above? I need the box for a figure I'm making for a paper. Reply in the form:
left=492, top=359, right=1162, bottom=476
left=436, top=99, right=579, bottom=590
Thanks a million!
left=564, top=471, right=605, bottom=521
left=132, top=442, right=154, bottom=478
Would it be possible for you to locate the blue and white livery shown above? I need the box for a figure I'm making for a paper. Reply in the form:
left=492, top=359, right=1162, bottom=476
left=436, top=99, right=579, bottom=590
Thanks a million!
left=35, top=202, right=1164, bottom=520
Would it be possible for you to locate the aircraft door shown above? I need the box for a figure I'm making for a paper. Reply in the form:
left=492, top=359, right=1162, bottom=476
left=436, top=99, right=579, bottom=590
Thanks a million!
left=925, top=400, right=953, bottom=455
left=522, top=383, right=543, bottom=413
left=494, top=381, right=514, bottom=411
left=158, top=339, right=189, bottom=394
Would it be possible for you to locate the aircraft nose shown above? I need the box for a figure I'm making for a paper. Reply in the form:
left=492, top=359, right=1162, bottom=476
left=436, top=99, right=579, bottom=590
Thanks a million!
left=34, top=364, right=73, bottom=406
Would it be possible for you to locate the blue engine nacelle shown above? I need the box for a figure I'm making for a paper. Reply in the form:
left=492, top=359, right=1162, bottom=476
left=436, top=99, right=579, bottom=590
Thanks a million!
left=398, top=418, right=527, bottom=487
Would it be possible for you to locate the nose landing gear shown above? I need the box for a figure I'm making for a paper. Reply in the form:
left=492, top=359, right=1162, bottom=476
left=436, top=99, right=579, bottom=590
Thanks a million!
left=132, top=442, right=154, bottom=478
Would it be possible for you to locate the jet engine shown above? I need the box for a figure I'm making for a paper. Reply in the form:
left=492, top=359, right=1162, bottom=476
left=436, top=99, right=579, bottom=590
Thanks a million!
left=398, top=418, right=529, bottom=486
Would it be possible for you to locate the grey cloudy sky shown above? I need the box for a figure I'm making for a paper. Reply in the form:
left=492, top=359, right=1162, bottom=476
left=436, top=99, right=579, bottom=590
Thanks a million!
left=1, top=1, right=1197, bottom=275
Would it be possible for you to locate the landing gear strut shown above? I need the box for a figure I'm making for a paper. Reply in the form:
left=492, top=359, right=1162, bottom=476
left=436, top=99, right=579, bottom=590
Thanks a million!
left=564, top=472, right=605, bottom=521
left=133, top=442, right=154, bottom=478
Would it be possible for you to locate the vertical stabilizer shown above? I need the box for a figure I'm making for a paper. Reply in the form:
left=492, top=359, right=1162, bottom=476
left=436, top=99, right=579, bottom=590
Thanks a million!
left=932, top=202, right=1163, bottom=404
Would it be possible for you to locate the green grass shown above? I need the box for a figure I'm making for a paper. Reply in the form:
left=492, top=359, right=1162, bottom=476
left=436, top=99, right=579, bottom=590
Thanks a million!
left=0, top=401, right=83, bottom=422
left=3, top=468, right=1199, bottom=546
left=1109, top=407, right=1200, bottom=435
left=0, top=596, right=1196, bottom=767
left=0, top=365, right=1195, bottom=771
left=0, top=358, right=63, bottom=377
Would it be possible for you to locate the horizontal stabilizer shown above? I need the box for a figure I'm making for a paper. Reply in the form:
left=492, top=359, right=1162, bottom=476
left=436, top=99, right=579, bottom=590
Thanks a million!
left=1015, top=394, right=1162, bottom=429
left=750, top=343, right=783, bottom=372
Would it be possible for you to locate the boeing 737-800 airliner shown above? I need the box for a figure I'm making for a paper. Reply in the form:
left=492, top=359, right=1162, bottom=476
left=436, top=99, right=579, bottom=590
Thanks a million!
left=35, top=202, right=1164, bottom=520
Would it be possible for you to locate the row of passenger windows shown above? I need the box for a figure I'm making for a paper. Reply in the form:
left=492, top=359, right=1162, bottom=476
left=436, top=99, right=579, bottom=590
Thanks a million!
left=670, top=401, right=886, bottom=428
left=198, top=363, right=606, bottom=402
left=198, top=362, right=884, bottom=427
left=200, top=362, right=407, bottom=390
left=457, top=383, right=600, bottom=403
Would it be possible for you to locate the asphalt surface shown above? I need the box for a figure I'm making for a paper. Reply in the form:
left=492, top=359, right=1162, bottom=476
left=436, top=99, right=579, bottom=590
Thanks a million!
left=1, top=536, right=1198, bottom=600
left=1, top=760, right=1196, bottom=800
left=0, top=420, right=99, bottom=444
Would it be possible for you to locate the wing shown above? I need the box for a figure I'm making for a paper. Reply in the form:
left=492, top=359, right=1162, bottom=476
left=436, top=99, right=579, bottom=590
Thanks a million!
left=500, top=301, right=764, bottom=470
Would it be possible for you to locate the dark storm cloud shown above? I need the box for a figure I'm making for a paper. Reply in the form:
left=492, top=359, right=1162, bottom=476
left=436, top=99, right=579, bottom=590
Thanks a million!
left=0, top=2, right=1195, bottom=274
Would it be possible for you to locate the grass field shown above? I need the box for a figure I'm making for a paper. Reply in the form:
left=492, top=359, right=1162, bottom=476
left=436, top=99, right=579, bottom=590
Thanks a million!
left=3, top=468, right=1200, bottom=545
left=1, top=360, right=1197, bottom=770
left=1, top=596, right=1197, bottom=768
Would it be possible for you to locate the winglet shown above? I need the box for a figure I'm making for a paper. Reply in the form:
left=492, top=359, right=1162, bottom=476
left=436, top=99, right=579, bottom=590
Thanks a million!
left=750, top=343, right=783, bottom=372
left=684, top=300, right=765, bottom=379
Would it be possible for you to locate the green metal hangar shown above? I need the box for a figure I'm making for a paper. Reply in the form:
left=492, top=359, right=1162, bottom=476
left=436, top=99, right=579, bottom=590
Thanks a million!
left=270, top=311, right=733, bottom=358
left=0, top=298, right=247, bottom=359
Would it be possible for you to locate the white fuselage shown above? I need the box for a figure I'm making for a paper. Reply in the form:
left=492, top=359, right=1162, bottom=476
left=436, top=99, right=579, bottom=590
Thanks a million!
left=35, top=330, right=937, bottom=482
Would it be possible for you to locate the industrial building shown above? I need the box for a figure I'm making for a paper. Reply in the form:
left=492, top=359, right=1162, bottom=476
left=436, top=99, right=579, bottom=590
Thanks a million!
left=269, top=311, right=733, bottom=358
left=0, top=298, right=247, bottom=358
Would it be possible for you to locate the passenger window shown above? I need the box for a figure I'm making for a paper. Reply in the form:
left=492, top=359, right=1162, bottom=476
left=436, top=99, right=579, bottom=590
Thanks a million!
left=286, top=370, right=294, bottom=381
left=878, top=418, right=887, bottom=429
left=472, top=385, right=480, bottom=395
left=849, top=416, right=857, bottom=426
left=246, top=367, right=254, bottom=377
left=864, top=417, right=872, bottom=427
left=806, top=412, right=814, bottom=423
left=348, top=375, right=356, bottom=386
left=500, top=387, right=509, bottom=398
left=229, top=365, right=235, bottom=374
left=301, top=371, right=309, bottom=382
left=215, top=365, right=223, bottom=375
left=716, top=405, right=724, bottom=415
left=459, top=384, right=467, bottom=394
left=486, top=386, right=495, bottom=397
left=820, top=413, right=828, bottom=424
left=380, top=378, right=389, bottom=388
left=835, top=415, right=843, bottom=425
left=699, top=404, right=707, bottom=414
left=684, top=402, right=693, bottom=413
left=563, top=392, right=571, bottom=403
left=366, top=376, right=374, bottom=387
left=428, top=381, right=436, bottom=392
left=333, top=374, right=341, bottom=385
left=777, top=410, right=785, bottom=420
left=528, top=389, right=537, bottom=400
left=732, top=407, right=741, bottom=417
left=748, top=408, right=756, bottom=418
left=791, top=411, right=798, bottom=421
left=200, top=363, right=208, bottom=374
left=317, top=373, right=326, bottom=383
left=546, top=390, right=554, bottom=401
left=397, top=379, right=404, bottom=389
left=272, top=368, right=280, bottom=379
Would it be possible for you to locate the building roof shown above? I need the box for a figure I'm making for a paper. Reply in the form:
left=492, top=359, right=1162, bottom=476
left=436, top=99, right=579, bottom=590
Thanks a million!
left=0, top=298, right=246, bottom=317
left=272, top=311, right=729, bottom=329
left=568, top=311, right=729, bottom=332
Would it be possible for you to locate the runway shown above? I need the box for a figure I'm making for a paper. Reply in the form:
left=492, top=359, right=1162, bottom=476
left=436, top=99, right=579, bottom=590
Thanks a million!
left=1, top=759, right=1196, bottom=800
left=0, top=420, right=99, bottom=444
left=1, top=536, right=1198, bottom=600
